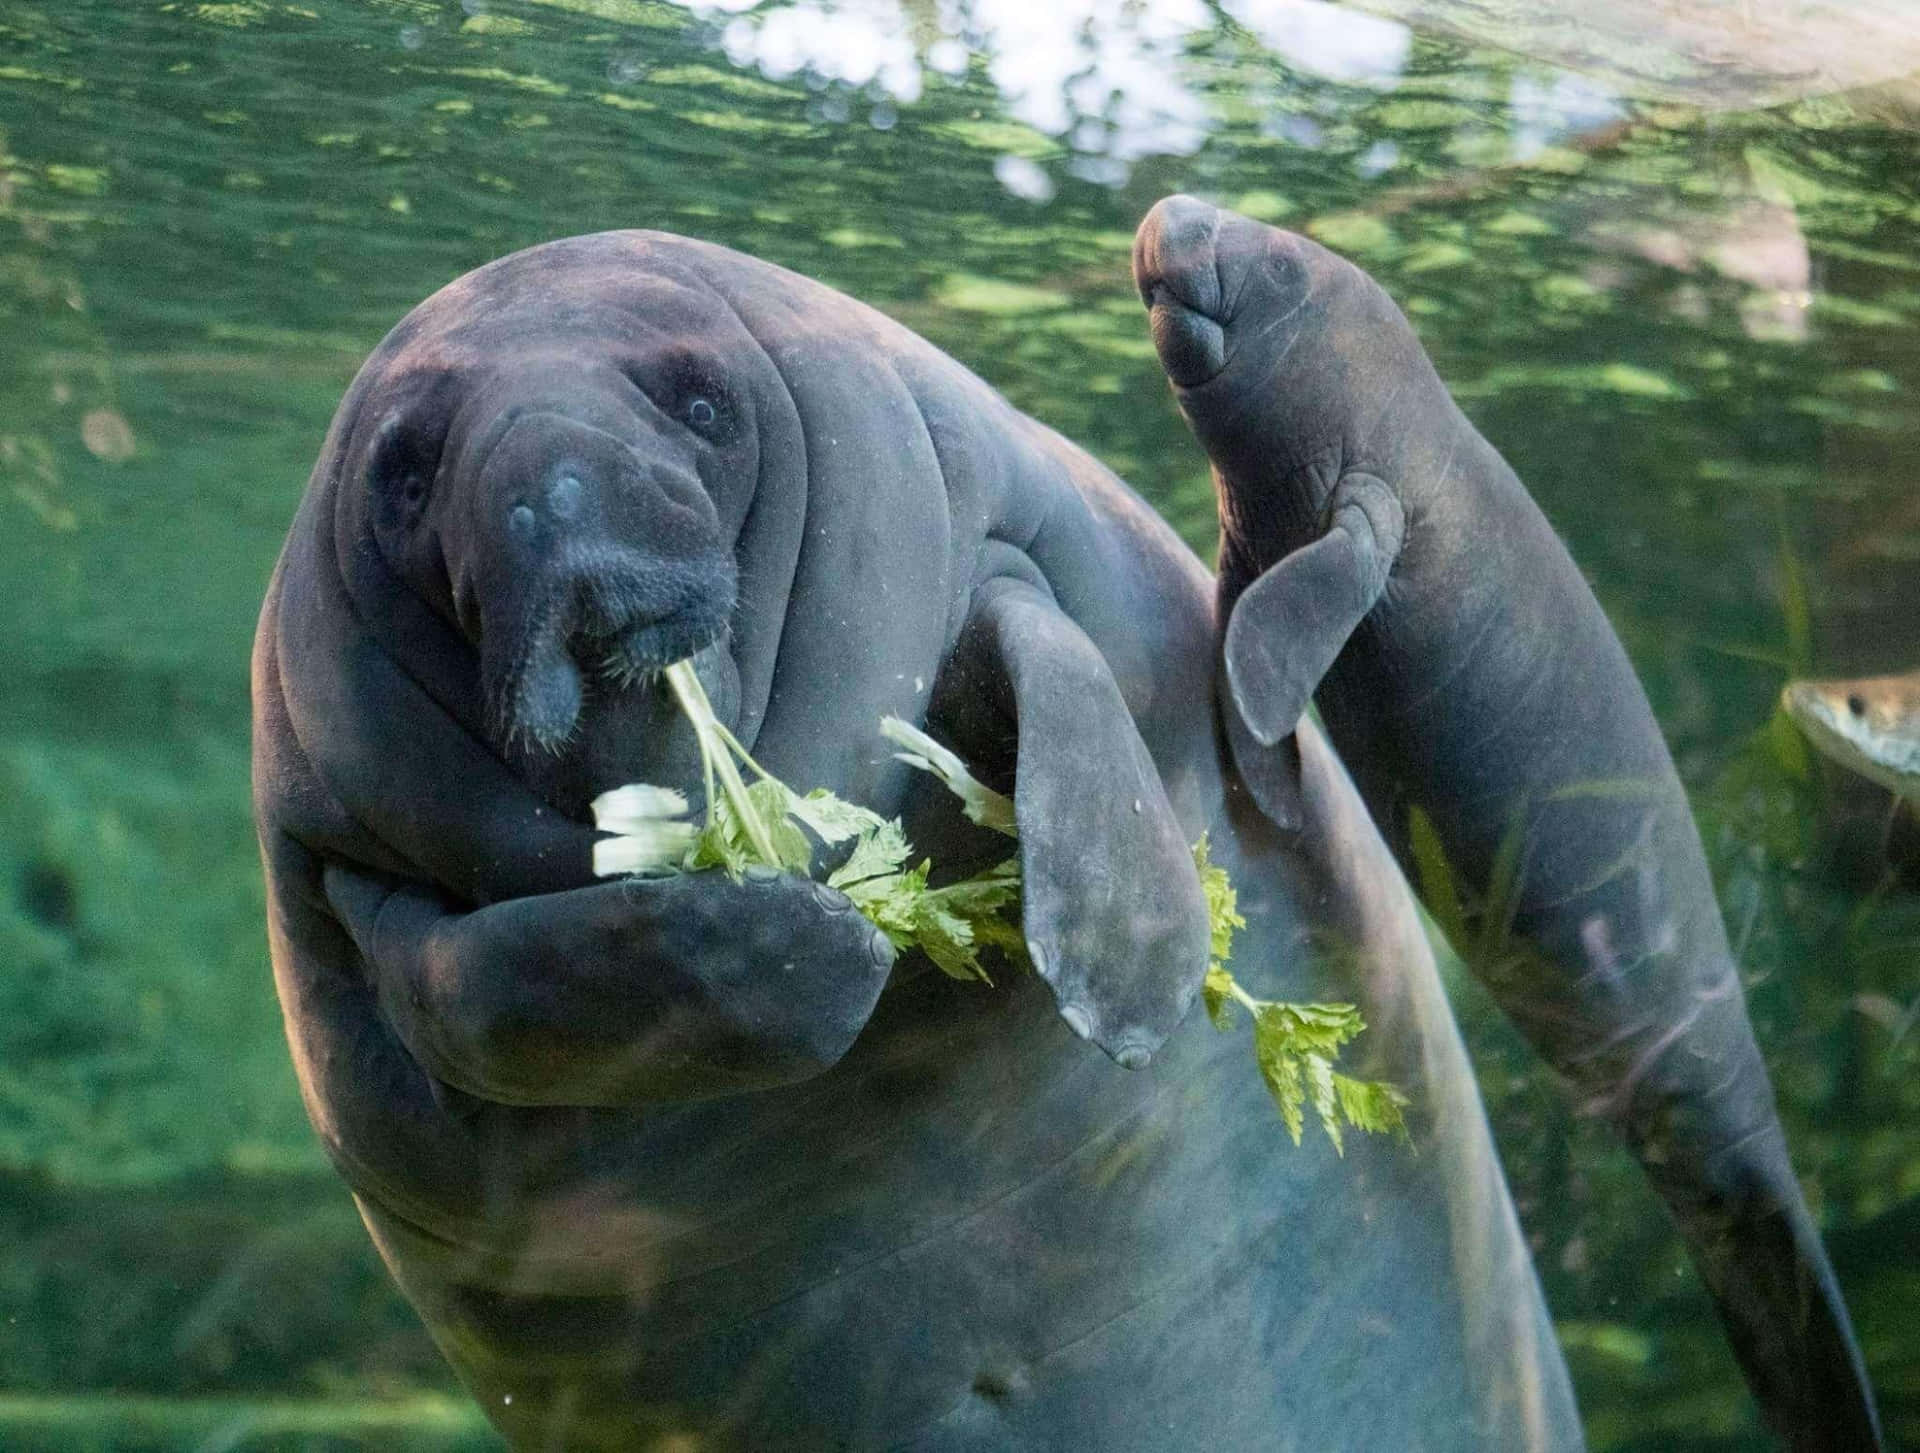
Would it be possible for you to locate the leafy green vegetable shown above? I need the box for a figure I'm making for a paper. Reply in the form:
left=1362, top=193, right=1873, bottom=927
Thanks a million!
left=1192, top=833, right=1410, bottom=1153
left=879, top=714, right=1017, bottom=835
left=788, top=786, right=890, bottom=847
left=1196, top=834, right=1248, bottom=1031
left=591, top=662, right=1027, bottom=982
left=591, top=666, right=1409, bottom=1148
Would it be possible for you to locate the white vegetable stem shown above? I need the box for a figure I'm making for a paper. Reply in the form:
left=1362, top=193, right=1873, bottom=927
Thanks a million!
left=663, top=658, right=783, bottom=866
left=588, top=784, right=697, bottom=876
left=592, top=784, right=691, bottom=832
left=1226, top=975, right=1265, bottom=1017
left=878, top=715, right=1017, bottom=837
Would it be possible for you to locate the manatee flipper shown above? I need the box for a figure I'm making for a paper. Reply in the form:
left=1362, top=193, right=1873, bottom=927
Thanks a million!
left=1219, top=673, right=1305, bottom=832
left=264, top=839, right=493, bottom=1237
left=323, top=862, right=895, bottom=1107
left=1223, top=471, right=1404, bottom=748
left=946, top=579, right=1210, bottom=1068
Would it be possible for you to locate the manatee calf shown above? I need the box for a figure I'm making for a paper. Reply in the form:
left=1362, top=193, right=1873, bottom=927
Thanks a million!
left=1133, top=194, right=1881, bottom=1451
left=256, top=229, right=1591, bottom=1449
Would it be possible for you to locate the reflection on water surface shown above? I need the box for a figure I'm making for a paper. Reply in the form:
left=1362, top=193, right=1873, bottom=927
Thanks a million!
left=1, top=2, right=1916, bottom=1447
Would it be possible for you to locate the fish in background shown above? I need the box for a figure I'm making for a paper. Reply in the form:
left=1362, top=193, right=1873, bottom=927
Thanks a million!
left=1783, top=671, right=1920, bottom=806
left=1783, top=670, right=1920, bottom=890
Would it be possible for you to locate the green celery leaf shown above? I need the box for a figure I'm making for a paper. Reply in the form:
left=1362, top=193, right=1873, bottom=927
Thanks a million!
left=921, top=858, right=1021, bottom=919
left=688, top=813, right=749, bottom=876
left=787, top=786, right=888, bottom=845
left=911, top=896, right=991, bottom=983
left=842, top=858, right=930, bottom=940
left=1254, top=1009, right=1308, bottom=1146
left=1264, top=1002, right=1367, bottom=1056
left=972, top=912, right=1035, bottom=974
left=828, top=819, right=913, bottom=889
left=1306, top=1050, right=1341, bottom=1156
left=1202, top=964, right=1238, bottom=1030
left=1193, top=834, right=1246, bottom=965
left=1334, top=1073, right=1413, bottom=1144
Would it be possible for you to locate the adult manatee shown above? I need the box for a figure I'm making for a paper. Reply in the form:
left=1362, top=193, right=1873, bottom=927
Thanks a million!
left=1133, top=194, right=1881, bottom=1452
left=254, top=230, right=1580, bottom=1449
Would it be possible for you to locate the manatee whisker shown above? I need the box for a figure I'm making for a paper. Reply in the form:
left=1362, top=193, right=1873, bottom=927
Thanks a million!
left=600, top=646, right=664, bottom=690
left=491, top=588, right=591, bottom=756
left=501, top=687, right=585, bottom=760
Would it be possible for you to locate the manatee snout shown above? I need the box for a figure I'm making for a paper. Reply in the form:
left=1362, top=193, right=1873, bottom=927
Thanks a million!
left=1133, top=195, right=1311, bottom=388
left=1134, top=195, right=1229, bottom=386
left=465, top=411, right=736, bottom=753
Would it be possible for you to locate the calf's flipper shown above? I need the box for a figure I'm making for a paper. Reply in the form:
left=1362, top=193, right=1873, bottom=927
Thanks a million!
left=1219, top=675, right=1305, bottom=832
left=1224, top=470, right=1403, bottom=750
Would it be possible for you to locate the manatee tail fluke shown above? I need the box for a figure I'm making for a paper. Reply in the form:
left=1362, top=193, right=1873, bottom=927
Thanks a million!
left=1660, top=1127, right=1883, bottom=1452
left=1598, top=988, right=1883, bottom=1452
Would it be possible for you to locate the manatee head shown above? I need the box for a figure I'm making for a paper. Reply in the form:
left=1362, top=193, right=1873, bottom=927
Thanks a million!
left=1131, top=195, right=1433, bottom=534
left=331, top=235, right=774, bottom=760
left=1132, top=194, right=1317, bottom=391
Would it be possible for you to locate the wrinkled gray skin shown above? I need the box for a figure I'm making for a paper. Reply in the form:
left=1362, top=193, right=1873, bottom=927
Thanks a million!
left=1135, top=195, right=1882, bottom=1453
left=255, top=230, right=1583, bottom=1450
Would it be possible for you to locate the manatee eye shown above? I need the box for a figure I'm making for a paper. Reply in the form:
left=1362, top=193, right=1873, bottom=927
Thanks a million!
left=678, top=384, right=737, bottom=443
left=1847, top=693, right=1866, bottom=718
left=364, top=407, right=444, bottom=536
left=637, top=349, right=738, bottom=443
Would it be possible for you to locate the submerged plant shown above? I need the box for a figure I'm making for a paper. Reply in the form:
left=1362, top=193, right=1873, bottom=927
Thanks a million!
left=592, top=659, right=1408, bottom=1148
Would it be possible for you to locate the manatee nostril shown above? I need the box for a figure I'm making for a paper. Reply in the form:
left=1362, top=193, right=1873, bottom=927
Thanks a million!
left=1136, top=194, right=1224, bottom=316
left=548, top=472, right=583, bottom=520
left=508, top=503, right=537, bottom=538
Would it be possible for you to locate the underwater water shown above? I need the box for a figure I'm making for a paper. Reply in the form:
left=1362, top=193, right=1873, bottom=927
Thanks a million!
left=1, top=1, right=1917, bottom=1447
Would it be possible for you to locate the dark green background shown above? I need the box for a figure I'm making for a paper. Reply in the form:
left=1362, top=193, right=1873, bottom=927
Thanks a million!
left=1, top=1, right=1915, bottom=1446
